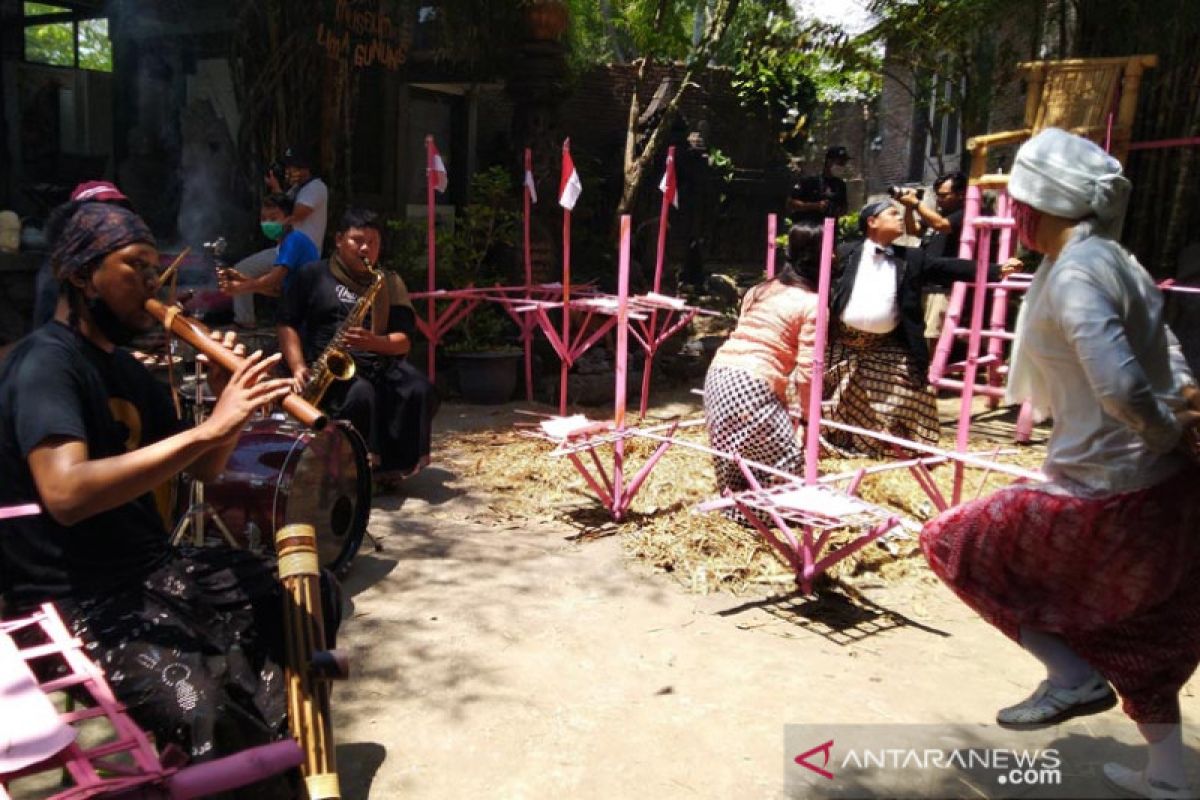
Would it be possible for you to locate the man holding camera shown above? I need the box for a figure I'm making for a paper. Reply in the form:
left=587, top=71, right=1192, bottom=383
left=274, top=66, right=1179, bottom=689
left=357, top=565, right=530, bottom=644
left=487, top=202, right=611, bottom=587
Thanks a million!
left=895, top=171, right=968, bottom=355
left=787, top=146, right=851, bottom=224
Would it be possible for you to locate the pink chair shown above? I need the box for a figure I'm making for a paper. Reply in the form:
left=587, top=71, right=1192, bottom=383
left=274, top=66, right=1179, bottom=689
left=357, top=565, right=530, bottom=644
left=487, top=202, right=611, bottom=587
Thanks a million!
left=1, top=602, right=301, bottom=799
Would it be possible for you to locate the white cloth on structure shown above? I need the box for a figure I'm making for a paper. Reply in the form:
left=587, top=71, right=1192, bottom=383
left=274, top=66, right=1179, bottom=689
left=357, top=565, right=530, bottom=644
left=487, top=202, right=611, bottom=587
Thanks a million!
left=1007, top=127, right=1131, bottom=238
left=1006, top=225, right=1196, bottom=496
left=230, top=246, right=278, bottom=326
left=290, top=177, right=329, bottom=247
left=840, top=245, right=899, bottom=334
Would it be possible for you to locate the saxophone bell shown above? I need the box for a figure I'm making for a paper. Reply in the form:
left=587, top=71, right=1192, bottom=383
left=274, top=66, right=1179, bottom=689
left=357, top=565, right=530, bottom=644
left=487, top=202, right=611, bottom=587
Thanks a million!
left=323, top=348, right=356, bottom=382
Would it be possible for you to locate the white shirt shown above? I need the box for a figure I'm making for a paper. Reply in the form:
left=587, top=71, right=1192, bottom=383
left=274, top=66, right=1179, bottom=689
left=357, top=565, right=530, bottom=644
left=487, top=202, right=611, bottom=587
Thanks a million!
left=840, top=244, right=900, bottom=334
left=1012, top=229, right=1195, bottom=495
left=290, top=177, right=329, bottom=248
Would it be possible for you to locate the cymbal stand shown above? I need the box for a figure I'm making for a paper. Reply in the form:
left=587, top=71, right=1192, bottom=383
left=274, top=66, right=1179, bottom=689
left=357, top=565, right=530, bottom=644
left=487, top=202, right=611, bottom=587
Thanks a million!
left=171, top=355, right=239, bottom=549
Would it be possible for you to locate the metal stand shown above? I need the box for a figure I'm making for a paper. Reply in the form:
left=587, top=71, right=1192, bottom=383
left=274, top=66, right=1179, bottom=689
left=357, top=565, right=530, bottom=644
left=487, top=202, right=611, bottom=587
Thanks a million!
left=170, top=356, right=239, bottom=550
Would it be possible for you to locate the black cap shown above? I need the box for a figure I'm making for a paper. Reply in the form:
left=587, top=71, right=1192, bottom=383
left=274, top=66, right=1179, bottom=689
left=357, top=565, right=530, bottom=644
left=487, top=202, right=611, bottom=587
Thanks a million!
left=825, top=145, right=851, bottom=163
left=281, top=145, right=313, bottom=168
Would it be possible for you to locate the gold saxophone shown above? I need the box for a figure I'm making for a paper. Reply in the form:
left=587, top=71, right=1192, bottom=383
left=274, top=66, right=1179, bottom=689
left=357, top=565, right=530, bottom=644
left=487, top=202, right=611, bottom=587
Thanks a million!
left=301, top=260, right=386, bottom=407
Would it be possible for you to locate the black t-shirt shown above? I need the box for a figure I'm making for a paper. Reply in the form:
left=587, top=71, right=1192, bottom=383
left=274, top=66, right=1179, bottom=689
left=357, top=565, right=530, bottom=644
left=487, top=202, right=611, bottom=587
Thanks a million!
left=0, top=322, right=182, bottom=609
left=279, top=260, right=416, bottom=377
left=921, top=207, right=965, bottom=259
left=789, top=174, right=848, bottom=223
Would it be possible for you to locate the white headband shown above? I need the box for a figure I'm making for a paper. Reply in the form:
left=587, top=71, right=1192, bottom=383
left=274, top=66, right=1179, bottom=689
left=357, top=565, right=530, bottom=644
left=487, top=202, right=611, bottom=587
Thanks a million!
left=1008, top=128, right=1131, bottom=237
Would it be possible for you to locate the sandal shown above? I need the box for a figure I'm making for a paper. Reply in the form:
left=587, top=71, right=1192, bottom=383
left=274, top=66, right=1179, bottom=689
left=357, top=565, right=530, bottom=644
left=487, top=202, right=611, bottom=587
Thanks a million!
left=1104, top=763, right=1199, bottom=800
left=996, top=672, right=1116, bottom=728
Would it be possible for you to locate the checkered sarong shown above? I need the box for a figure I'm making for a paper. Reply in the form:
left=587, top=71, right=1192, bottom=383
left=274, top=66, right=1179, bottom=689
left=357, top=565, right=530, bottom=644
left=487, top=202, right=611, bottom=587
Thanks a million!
left=703, top=367, right=804, bottom=510
left=822, top=325, right=939, bottom=457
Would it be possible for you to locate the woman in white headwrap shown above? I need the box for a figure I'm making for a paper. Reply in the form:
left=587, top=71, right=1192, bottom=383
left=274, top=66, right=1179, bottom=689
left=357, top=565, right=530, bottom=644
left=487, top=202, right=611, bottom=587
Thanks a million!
left=921, top=129, right=1200, bottom=800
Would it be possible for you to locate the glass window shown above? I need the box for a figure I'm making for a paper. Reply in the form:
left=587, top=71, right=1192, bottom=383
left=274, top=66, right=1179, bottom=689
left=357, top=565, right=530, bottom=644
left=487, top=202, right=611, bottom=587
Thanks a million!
left=77, top=18, right=112, bottom=72
left=23, top=2, right=112, bottom=73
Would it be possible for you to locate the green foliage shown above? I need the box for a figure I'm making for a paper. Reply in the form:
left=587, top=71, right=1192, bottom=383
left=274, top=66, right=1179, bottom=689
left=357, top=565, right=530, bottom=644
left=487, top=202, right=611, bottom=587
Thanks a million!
left=383, top=167, right=521, bottom=291
left=729, top=14, right=818, bottom=150
left=444, top=303, right=521, bottom=354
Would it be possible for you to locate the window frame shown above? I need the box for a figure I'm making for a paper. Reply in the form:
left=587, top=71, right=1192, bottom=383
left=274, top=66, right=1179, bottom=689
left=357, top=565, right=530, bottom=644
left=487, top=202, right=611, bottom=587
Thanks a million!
left=22, top=2, right=112, bottom=73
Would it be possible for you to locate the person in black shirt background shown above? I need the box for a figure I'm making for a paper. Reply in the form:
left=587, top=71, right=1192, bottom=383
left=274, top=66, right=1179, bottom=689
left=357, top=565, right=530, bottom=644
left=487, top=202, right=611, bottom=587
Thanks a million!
left=897, top=171, right=968, bottom=355
left=787, top=145, right=851, bottom=224
left=0, top=202, right=313, bottom=787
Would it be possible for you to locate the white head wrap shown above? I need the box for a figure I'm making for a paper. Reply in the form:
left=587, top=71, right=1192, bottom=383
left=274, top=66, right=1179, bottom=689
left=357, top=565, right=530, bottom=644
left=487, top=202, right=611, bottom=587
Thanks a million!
left=1007, top=127, right=1132, bottom=237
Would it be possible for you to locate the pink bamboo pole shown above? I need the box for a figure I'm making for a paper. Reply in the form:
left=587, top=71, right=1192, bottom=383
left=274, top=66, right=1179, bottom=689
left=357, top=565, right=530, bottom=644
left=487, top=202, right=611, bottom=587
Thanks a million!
left=425, top=135, right=438, bottom=381
left=612, top=215, right=632, bottom=517
left=653, top=147, right=674, bottom=293
left=560, top=140, right=573, bottom=415
left=765, top=213, right=778, bottom=279
left=638, top=148, right=676, bottom=419
left=803, top=218, right=837, bottom=486
left=952, top=223, right=996, bottom=504
left=523, top=148, right=535, bottom=401
left=958, top=183, right=982, bottom=260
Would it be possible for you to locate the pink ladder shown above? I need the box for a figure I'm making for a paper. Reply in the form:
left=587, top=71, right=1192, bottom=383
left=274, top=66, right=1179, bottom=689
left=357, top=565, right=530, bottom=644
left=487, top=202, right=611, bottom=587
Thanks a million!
left=926, top=184, right=1036, bottom=458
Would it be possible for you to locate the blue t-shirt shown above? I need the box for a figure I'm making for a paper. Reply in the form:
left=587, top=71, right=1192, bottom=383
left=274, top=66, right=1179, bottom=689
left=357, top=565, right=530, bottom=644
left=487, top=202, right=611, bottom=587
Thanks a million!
left=275, top=230, right=319, bottom=293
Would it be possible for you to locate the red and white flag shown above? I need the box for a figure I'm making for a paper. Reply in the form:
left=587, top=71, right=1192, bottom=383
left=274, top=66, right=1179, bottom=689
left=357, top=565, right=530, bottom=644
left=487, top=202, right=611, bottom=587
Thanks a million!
left=428, top=141, right=448, bottom=194
left=558, top=140, right=582, bottom=211
left=658, top=149, right=678, bottom=209
left=524, top=167, right=538, bottom=204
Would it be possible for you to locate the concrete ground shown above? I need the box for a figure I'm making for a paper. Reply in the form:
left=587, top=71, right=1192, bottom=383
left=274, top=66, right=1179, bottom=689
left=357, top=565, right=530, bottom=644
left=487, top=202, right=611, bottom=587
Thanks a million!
left=330, top=400, right=1200, bottom=800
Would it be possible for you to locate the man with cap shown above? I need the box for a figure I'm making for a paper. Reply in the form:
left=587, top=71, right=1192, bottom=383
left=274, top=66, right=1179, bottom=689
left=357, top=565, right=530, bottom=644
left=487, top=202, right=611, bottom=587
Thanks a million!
left=787, top=146, right=851, bottom=224
left=31, top=180, right=131, bottom=327
left=0, top=201, right=325, bottom=788
left=823, top=199, right=1020, bottom=456
left=922, top=128, right=1200, bottom=800
left=280, top=144, right=329, bottom=249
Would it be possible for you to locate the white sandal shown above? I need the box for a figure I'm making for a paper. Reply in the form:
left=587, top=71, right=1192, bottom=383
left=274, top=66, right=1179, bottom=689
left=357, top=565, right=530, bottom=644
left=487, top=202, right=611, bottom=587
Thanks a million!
left=996, top=672, right=1116, bottom=727
left=1104, top=762, right=1199, bottom=800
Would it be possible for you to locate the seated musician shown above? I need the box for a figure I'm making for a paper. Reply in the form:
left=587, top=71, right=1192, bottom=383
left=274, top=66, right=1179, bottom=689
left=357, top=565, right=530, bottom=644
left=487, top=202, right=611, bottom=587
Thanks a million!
left=219, top=192, right=320, bottom=329
left=0, top=202, right=333, bottom=789
left=278, top=208, right=438, bottom=479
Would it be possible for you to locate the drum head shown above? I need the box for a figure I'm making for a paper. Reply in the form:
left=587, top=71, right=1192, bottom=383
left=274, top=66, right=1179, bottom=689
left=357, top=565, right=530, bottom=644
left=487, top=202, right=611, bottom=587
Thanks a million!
left=281, top=423, right=371, bottom=574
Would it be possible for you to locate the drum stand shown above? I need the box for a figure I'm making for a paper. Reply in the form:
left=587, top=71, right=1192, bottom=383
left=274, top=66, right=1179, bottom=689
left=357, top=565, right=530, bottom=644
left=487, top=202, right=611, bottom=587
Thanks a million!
left=171, top=357, right=240, bottom=550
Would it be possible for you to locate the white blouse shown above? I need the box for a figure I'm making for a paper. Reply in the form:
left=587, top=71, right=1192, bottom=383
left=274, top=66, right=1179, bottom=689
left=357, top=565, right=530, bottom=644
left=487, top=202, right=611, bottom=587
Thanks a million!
left=1015, top=231, right=1195, bottom=495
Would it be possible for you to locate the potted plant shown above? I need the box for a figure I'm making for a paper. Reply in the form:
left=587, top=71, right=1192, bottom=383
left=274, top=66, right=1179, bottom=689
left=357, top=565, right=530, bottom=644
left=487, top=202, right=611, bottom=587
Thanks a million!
left=446, top=303, right=523, bottom=404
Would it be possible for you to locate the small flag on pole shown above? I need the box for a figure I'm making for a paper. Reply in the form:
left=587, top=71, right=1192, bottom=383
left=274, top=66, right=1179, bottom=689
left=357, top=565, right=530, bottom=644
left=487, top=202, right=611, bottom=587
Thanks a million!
left=658, top=150, right=678, bottom=209
left=558, top=139, right=583, bottom=211
left=524, top=166, right=538, bottom=204
left=429, top=141, right=448, bottom=194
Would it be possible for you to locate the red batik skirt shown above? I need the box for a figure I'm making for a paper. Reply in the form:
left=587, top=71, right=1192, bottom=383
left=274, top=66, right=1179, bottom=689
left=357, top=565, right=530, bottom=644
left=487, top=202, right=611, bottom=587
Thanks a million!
left=920, top=465, right=1200, bottom=723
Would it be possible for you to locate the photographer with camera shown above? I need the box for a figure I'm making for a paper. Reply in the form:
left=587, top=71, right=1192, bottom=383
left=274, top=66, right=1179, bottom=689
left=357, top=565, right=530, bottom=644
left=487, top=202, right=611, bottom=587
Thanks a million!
left=787, top=146, right=851, bottom=225
left=894, top=172, right=969, bottom=355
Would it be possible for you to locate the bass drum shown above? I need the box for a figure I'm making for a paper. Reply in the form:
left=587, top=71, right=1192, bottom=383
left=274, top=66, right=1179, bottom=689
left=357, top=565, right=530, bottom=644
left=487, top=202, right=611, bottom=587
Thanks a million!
left=204, top=416, right=371, bottom=574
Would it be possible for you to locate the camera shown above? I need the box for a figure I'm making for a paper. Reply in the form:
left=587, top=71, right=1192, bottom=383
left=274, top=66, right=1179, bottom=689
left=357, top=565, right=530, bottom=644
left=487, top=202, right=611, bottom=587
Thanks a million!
left=887, top=185, right=924, bottom=201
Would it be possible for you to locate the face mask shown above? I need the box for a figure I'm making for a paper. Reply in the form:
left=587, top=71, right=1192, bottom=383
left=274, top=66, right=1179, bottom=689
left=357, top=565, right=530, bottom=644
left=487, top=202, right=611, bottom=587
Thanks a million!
left=261, top=221, right=285, bottom=241
left=85, top=293, right=140, bottom=346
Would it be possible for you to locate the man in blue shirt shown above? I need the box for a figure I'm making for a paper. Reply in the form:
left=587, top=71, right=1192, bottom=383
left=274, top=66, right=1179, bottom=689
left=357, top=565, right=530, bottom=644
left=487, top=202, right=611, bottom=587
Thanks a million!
left=221, top=193, right=319, bottom=327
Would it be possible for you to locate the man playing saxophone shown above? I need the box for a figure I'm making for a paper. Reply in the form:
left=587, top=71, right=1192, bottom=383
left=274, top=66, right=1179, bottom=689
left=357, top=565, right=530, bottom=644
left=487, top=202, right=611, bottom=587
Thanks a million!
left=278, top=208, right=438, bottom=480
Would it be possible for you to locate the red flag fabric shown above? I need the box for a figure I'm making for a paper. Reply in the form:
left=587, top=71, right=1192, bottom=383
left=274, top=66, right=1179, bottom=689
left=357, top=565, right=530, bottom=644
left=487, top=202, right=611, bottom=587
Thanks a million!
left=558, top=141, right=582, bottom=211
left=658, top=151, right=678, bottom=209
left=429, top=141, right=448, bottom=194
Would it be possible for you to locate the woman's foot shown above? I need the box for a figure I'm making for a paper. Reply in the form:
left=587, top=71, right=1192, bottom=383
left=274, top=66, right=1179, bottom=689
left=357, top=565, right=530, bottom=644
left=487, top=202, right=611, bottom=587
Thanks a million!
left=996, top=671, right=1116, bottom=728
left=1103, top=763, right=1198, bottom=800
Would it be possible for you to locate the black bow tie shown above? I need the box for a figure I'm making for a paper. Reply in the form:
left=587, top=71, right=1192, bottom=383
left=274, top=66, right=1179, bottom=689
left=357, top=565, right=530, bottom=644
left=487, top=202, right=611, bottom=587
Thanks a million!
left=873, top=245, right=894, bottom=257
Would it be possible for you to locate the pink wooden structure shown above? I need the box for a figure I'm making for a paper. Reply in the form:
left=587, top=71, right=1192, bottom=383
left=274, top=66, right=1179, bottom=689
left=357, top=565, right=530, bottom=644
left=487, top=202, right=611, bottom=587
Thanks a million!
left=927, top=183, right=1037, bottom=487
left=521, top=216, right=681, bottom=520
left=0, top=602, right=301, bottom=799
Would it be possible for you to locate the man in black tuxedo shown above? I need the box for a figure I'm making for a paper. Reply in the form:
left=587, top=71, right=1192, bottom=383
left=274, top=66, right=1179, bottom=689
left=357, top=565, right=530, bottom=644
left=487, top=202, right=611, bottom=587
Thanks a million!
left=824, top=199, right=1020, bottom=456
